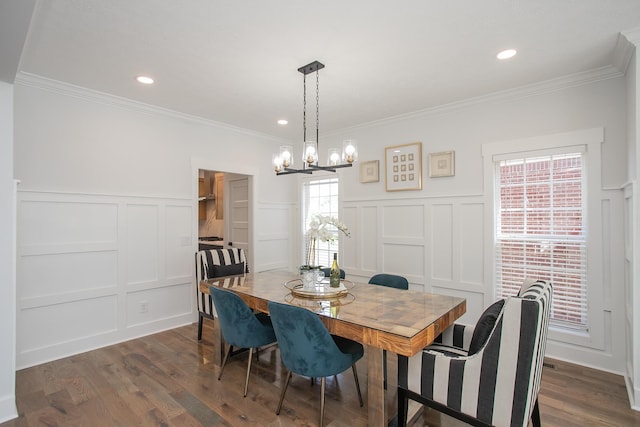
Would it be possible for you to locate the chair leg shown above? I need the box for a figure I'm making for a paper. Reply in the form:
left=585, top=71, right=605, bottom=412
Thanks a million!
left=276, top=370, right=292, bottom=415
left=218, top=345, right=232, bottom=380
left=351, top=364, right=363, bottom=407
left=244, top=348, right=254, bottom=397
left=320, top=377, right=326, bottom=427
left=397, top=387, right=408, bottom=427
left=197, top=314, right=204, bottom=341
left=531, top=398, right=541, bottom=427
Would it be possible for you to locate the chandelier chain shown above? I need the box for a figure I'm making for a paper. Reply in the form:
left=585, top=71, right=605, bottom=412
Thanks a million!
left=315, top=70, right=320, bottom=151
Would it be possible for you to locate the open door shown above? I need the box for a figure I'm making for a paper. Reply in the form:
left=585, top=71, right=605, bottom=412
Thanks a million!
left=227, top=176, right=250, bottom=266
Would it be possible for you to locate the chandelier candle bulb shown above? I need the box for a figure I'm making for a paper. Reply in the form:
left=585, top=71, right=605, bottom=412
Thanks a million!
left=328, top=148, right=341, bottom=166
left=343, top=140, right=358, bottom=163
left=304, top=142, right=317, bottom=164
left=272, top=153, right=283, bottom=172
left=280, top=145, right=293, bottom=168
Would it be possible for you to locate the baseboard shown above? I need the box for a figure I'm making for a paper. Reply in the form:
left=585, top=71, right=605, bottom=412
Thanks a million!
left=624, top=375, right=640, bottom=412
left=0, top=394, right=18, bottom=423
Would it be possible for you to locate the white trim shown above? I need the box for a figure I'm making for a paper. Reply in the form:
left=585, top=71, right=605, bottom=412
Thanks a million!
left=323, top=68, right=621, bottom=139
left=483, top=127, right=606, bottom=349
left=15, top=72, right=288, bottom=143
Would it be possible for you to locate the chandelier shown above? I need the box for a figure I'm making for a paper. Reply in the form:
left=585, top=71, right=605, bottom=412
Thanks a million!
left=273, top=60, right=357, bottom=175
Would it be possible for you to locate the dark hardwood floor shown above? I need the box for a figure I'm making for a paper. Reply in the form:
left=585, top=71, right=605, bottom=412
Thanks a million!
left=3, top=320, right=640, bottom=426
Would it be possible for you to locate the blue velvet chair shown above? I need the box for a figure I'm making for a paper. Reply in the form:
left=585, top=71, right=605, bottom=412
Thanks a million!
left=268, top=301, right=363, bottom=427
left=368, top=273, right=409, bottom=388
left=368, top=273, right=409, bottom=290
left=209, top=286, right=277, bottom=397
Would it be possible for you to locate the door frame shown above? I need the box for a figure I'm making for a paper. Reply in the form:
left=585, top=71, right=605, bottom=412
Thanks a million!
left=191, top=158, right=253, bottom=273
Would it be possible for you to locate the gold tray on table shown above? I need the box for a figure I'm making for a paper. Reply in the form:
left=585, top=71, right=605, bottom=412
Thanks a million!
left=284, top=278, right=354, bottom=299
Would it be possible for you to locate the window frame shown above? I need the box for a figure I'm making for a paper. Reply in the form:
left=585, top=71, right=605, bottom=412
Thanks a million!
left=300, top=175, right=341, bottom=269
left=482, top=128, right=605, bottom=350
left=494, top=148, right=588, bottom=330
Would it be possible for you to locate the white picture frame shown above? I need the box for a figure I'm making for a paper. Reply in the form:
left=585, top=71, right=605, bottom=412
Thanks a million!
left=359, top=160, right=380, bottom=183
left=429, top=151, right=455, bottom=178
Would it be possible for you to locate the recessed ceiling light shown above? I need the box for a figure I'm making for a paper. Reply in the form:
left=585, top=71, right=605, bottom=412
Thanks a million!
left=277, top=119, right=288, bottom=125
left=136, top=75, right=154, bottom=85
left=497, top=49, right=517, bottom=60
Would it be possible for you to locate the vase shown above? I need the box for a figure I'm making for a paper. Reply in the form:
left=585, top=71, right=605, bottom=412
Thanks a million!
left=306, top=237, right=318, bottom=267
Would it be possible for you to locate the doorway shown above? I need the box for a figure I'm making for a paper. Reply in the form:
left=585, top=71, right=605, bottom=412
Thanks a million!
left=197, top=169, right=252, bottom=266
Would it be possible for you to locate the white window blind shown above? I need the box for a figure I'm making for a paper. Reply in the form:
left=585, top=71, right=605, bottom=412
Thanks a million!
left=496, top=152, right=588, bottom=331
left=302, top=177, right=339, bottom=268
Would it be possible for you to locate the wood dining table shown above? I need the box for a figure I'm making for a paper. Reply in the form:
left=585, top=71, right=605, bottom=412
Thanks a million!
left=200, top=270, right=466, bottom=426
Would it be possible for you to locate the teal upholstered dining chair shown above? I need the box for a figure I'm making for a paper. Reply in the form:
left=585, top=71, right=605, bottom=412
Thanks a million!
left=268, top=301, right=364, bottom=427
left=368, top=273, right=409, bottom=290
left=368, top=273, right=409, bottom=388
left=209, top=286, right=277, bottom=397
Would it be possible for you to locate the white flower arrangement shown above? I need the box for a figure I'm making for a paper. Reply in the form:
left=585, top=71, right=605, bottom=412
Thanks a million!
left=305, top=214, right=350, bottom=267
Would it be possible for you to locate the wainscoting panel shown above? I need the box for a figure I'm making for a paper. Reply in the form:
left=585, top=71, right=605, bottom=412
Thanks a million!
left=126, top=204, right=159, bottom=285
left=20, top=251, right=117, bottom=299
left=341, top=206, right=359, bottom=271
left=254, top=202, right=292, bottom=271
left=19, top=199, right=117, bottom=247
left=430, top=203, right=453, bottom=281
left=126, top=282, right=192, bottom=328
left=382, top=204, right=424, bottom=239
left=459, top=202, right=484, bottom=286
left=255, top=238, right=290, bottom=271
left=165, top=205, right=194, bottom=280
left=359, top=206, right=378, bottom=273
left=17, top=191, right=194, bottom=368
left=19, top=295, right=118, bottom=353
left=382, top=243, right=424, bottom=279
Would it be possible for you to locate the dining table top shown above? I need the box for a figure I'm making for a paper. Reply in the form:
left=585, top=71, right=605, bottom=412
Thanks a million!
left=200, top=269, right=466, bottom=357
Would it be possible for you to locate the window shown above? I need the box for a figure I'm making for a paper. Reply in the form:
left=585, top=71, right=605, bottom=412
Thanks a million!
left=302, top=177, right=339, bottom=267
left=496, top=149, right=588, bottom=331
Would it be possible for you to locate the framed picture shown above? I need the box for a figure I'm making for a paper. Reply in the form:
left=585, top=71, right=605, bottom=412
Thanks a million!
left=428, top=151, right=455, bottom=178
left=385, top=142, right=422, bottom=191
left=359, top=160, right=380, bottom=183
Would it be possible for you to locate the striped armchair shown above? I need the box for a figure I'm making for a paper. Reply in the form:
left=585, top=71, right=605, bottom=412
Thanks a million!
left=195, top=248, right=248, bottom=340
left=397, top=280, right=552, bottom=427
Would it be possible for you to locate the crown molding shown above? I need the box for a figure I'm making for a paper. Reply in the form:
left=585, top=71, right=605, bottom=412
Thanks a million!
left=15, top=67, right=623, bottom=145
left=13, top=72, right=288, bottom=143
left=613, top=28, right=640, bottom=75
left=622, top=27, right=640, bottom=45
left=324, top=65, right=624, bottom=138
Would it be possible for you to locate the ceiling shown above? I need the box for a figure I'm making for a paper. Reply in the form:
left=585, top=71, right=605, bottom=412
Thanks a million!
left=1, top=0, right=639, bottom=141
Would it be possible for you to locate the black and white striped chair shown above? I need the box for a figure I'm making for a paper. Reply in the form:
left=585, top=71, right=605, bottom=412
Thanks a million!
left=195, top=248, right=248, bottom=340
left=397, top=280, right=552, bottom=427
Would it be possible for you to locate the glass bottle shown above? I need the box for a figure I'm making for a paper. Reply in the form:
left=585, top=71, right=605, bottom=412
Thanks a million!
left=330, top=253, right=340, bottom=288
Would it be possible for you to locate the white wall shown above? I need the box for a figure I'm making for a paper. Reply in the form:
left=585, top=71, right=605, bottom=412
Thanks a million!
left=13, top=75, right=296, bottom=368
left=332, top=71, right=628, bottom=374
left=0, top=81, right=18, bottom=422
left=623, top=37, right=640, bottom=409
left=11, top=66, right=632, bottom=378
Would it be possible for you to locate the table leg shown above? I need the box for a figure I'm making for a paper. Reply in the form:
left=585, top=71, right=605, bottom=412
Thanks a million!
left=367, top=345, right=385, bottom=426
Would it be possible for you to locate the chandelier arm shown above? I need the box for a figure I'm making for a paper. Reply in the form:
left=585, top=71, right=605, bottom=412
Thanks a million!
left=303, top=72, right=307, bottom=170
